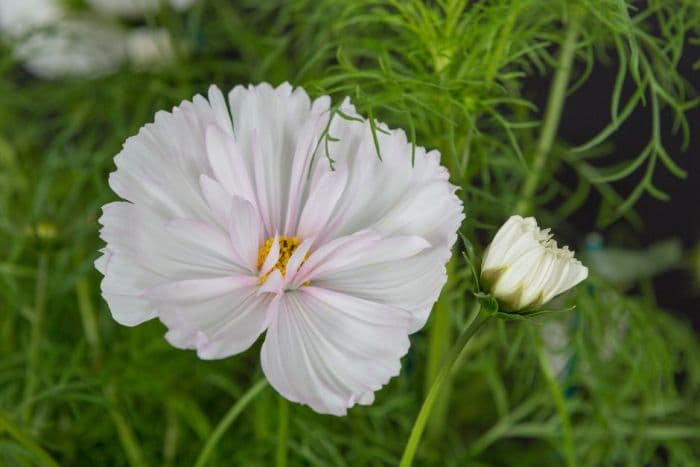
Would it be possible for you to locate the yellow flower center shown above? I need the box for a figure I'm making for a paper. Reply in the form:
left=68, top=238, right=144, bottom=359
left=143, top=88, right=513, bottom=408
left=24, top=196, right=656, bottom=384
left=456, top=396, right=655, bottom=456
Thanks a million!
left=257, top=236, right=303, bottom=284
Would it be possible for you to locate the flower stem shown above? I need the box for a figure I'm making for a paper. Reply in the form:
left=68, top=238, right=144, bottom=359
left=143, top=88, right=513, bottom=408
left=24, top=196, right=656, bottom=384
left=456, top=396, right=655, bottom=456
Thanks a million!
left=276, top=396, right=289, bottom=467
left=0, top=410, right=60, bottom=467
left=399, top=305, right=489, bottom=467
left=515, top=13, right=580, bottom=216
left=22, top=252, right=48, bottom=424
left=195, top=379, right=268, bottom=467
left=424, top=255, right=456, bottom=440
left=535, top=336, right=577, bottom=467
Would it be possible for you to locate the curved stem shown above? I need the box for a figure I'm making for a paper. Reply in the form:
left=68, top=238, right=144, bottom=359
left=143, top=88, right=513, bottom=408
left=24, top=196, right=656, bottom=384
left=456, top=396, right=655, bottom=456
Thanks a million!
left=424, top=255, right=456, bottom=440
left=195, top=379, right=268, bottom=467
left=399, top=306, right=489, bottom=467
left=535, top=336, right=577, bottom=467
left=22, top=253, right=48, bottom=424
left=515, top=13, right=580, bottom=215
left=0, top=410, right=60, bottom=467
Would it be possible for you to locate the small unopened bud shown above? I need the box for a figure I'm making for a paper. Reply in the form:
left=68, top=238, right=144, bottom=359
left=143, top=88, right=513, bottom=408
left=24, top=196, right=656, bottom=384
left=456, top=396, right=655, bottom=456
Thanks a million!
left=481, top=215, right=588, bottom=312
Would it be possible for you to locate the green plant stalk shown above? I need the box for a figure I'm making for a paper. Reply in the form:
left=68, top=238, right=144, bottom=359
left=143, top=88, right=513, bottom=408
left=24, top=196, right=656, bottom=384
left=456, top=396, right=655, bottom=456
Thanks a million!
left=535, top=336, right=577, bottom=467
left=515, top=13, right=581, bottom=216
left=424, top=255, right=456, bottom=440
left=75, top=276, right=101, bottom=361
left=484, top=0, right=521, bottom=83
left=194, top=379, right=268, bottom=467
left=21, top=253, right=48, bottom=424
left=105, top=384, right=148, bottom=467
left=400, top=305, right=489, bottom=467
left=276, top=396, right=289, bottom=467
left=0, top=410, right=60, bottom=467
left=253, top=388, right=271, bottom=440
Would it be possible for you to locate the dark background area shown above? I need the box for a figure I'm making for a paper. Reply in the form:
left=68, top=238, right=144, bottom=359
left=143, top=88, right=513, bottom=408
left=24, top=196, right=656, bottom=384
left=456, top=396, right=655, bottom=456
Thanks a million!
left=536, top=40, right=700, bottom=329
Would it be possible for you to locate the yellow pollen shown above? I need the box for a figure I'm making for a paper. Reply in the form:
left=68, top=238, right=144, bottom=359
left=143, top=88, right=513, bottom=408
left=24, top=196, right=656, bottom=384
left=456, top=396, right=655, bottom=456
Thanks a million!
left=257, top=236, right=307, bottom=284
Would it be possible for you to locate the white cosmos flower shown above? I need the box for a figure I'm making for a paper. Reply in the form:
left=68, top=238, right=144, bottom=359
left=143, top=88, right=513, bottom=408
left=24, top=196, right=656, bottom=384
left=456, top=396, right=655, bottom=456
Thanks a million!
left=481, top=215, right=588, bottom=312
left=87, top=0, right=197, bottom=18
left=0, top=0, right=180, bottom=78
left=15, top=19, right=126, bottom=79
left=125, top=28, right=174, bottom=70
left=0, top=0, right=61, bottom=37
left=96, top=82, right=464, bottom=415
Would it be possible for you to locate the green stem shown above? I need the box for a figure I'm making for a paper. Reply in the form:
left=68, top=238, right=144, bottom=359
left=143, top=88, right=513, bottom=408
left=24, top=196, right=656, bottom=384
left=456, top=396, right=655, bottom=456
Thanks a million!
left=76, top=276, right=101, bottom=361
left=22, top=253, right=48, bottom=424
left=424, top=255, right=456, bottom=440
left=535, top=337, right=577, bottom=467
left=515, top=13, right=580, bottom=215
left=276, top=396, right=289, bottom=467
left=399, top=306, right=489, bottom=467
left=105, top=384, right=148, bottom=467
left=194, top=379, right=268, bottom=467
left=0, top=410, right=60, bottom=467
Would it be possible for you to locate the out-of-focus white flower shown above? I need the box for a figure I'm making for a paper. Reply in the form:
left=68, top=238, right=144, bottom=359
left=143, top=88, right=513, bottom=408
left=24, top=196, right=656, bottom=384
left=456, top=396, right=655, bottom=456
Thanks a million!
left=0, top=0, right=185, bottom=78
left=481, top=215, right=588, bottom=312
left=125, top=28, right=174, bottom=69
left=0, top=0, right=61, bottom=37
left=87, top=0, right=197, bottom=18
left=16, top=19, right=126, bottom=79
left=96, top=83, right=464, bottom=415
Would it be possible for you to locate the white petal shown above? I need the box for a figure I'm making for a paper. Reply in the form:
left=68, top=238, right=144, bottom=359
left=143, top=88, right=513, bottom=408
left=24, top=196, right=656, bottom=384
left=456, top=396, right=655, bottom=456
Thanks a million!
left=490, top=247, right=545, bottom=303
left=283, top=100, right=331, bottom=235
left=259, top=235, right=280, bottom=277
left=146, top=275, right=257, bottom=303
left=257, top=269, right=285, bottom=295
left=199, top=174, right=230, bottom=224
left=205, top=124, right=257, bottom=206
left=260, top=288, right=411, bottom=415
left=227, top=83, right=321, bottom=235
left=293, top=230, right=428, bottom=287
left=228, top=196, right=263, bottom=272
left=314, top=117, right=463, bottom=253
left=94, top=248, right=112, bottom=274
left=100, top=254, right=159, bottom=326
left=156, top=284, right=268, bottom=358
left=165, top=218, right=243, bottom=274
left=545, top=260, right=589, bottom=303
left=315, top=249, right=445, bottom=332
left=284, top=237, right=315, bottom=284
left=99, top=202, right=240, bottom=278
left=482, top=216, right=528, bottom=270
left=296, top=168, right=348, bottom=241
left=195, top=293, right=274, bottom=359
left=289, top=230, right=383, bottom=288
left=207, top=85, right=234, bottom=135
left=109, top=96, right=220, bottom=221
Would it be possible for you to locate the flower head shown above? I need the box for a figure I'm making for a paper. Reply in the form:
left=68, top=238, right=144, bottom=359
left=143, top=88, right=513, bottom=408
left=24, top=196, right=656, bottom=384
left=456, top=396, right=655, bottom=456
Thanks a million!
left=96, top=82, right=464, bottom=415
left=481, top=215, right=588, bottom=312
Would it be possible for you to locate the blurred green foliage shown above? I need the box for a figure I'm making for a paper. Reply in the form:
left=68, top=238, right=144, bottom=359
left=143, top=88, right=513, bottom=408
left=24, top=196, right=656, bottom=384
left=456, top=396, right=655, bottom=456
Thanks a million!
left=1, top=0, right=699, bottom=465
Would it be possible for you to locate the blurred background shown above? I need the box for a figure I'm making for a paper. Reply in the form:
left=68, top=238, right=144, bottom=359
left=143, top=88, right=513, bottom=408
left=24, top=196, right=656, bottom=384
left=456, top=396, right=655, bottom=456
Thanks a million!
left=1, top=0, right=699, bottom=466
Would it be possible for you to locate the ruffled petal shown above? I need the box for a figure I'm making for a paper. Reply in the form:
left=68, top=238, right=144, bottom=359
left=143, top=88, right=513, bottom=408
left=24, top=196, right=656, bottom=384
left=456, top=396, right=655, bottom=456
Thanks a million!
left=205, top=124, right=257, bottom=206
left=154, top=283, right=269, bottom=358
left=314, top=250, right=445, bottom=332
left=305, top=112, right=463, bottom=253
left=227, top=196, right=263, bottom=273
left=260, top=287, right=411, bottom=415
left=227, top=83, right=330, bottom=235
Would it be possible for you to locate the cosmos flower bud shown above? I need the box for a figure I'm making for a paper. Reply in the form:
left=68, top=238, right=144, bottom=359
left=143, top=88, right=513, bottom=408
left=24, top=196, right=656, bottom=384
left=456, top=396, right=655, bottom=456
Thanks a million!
left=481, top=215, right=588, bottom=312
